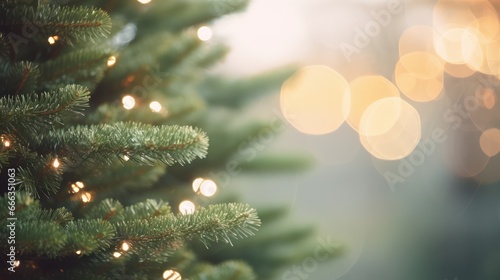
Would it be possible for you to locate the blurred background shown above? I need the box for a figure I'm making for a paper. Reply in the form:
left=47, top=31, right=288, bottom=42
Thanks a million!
left=206, top=0, right=500, bottom=279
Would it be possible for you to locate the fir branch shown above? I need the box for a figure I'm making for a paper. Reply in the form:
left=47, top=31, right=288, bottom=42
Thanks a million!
left=0, top=5, right=111, bottom=45
left=85, top=198, right=125, bottom=222
left=191, top=261, right=256, bottom=280
left=0, top=84, right=90, bottom=134
left=40, top=46, right=112, bottom=90
left=35, top=122, right=209, bottom=167
left=0, top=61, right=40, bottom=95
left=64, top=219, right=115, bottom=256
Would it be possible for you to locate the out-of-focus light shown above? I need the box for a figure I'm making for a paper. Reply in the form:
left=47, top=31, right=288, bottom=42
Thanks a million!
left=76, top=250, right=82, bottom=255
left=81, top=192, right=92, bottom=203
left=137, top=0, right=151, bottom=4
left=192, top=178, right=204, bottom=192
left=200, top=179, right=217, bottom=197
left=48, top=36, right=59, bottom=44
left=113, top=252, right=122, bottom=258
left=280, top=65, right=350, bottom=135
left=123, top=155, right=130, bottom=161
left=53, top=158, right=60, bottom=168
left=149, top=101, right=162, bottom=112
left=179, top=200, right=195, bottom=215
left=122, top=95, right=136, bottom=110
left=13, top=260, right=20, bottom=267
left=107, top=56, right=117, bottom=67
left=197, top=26, right=213, bottom=41
left=480, top=128, right=500, bottom=157
left=163, top=270, right=182, bottom=280
left=121, top=242, right=130, bottom=251
left=3, top=139, right=10, bottom=147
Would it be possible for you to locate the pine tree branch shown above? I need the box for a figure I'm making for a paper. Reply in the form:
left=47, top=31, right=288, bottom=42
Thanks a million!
left=0, top=5, right=111, bottom=45
left=191, top=261, right=256, bottom=280
left=35, top=122, right=209, bottom=167
left=0, top=61, right=40, bottom=96
left=0, top=84, right=90, bottom=134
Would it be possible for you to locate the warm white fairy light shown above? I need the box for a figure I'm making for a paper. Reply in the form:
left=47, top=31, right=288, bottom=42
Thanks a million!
left=163, top=270, right=182, bottom=280
left=121, top=242, right=130, bottom=251
left=192, top=178, right=204, bottom=192
left=71, top=184, right=80, bottom=193
left=179, top=200, right=195, bottom=215
left=107, top=55, right=117, bottom=67
left=138, top=0, right=151, bottom=4
left=200, top=179, right=217, bottom=197
left=197, top=26, right=213, bottom=41
left=113, top=252, right=122, bottom=258
left=149, top=101, right=162, bottom=112
left=52, top=158, right=60, bottom=168
left=75, top=181, right=84, bottom=188
left=123, top=155, right=130, bottom=161
left=13, top=260, right=20, bottom=267
left=48, top=36, right=59, bottom=44
left=81, top=192, right=92, bottom=203
left=75, top=250, right=82, bottom=255
left=3, top=139, right=11, bottom=147
left=122, top=95, right=136, bottom=110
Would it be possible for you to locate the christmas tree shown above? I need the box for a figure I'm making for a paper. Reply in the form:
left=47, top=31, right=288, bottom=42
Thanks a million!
left=0, top=0, right=335, bottom=279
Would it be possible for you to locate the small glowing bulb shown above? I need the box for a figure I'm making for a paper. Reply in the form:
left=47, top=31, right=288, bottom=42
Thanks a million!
left=13, top=260, right=20, bottom=267
left=71, top=184, right=80, bottom=193
left=107, top=56, right=117, bottom=67
left=137, top=0, right=151, bottom=4
left=81, top=192, right=92, bottom=203
left=3, top=140, right=10, bottom=147
left=179, top=200, right=195, bottom=215
left=52, top=158, right=60, bottom=168
left=75, top=181, right=84, bottom=189
left=123, top=155, right=130, bottom=161
left=121, top=242, right=130, bottom=251
left=149, top=101, right=162, bottom=113
left=197, top=26, right=213, bottom=41
left=200, top=179, right=217, bottom=197
left=113, top=252, right=122, bottom=258
left=76, top=250, right=82, bottom=255
left=48, top=36, right=59, bottom=44
left=192, top=178, right=204, bottom=192
left=163, top=270, right=182, bottom=280
left=122, top=95, right=136, bottom=110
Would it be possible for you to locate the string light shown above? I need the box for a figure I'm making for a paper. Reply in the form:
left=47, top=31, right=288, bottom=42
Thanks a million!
left=121, top=242, right=130, bottom=251
left=71, top=181, right=85, bottom=193
left=76, top=250, right=82, bottom=255
left=122, top=95, right=136, bottom=110
left=107, top=56, right=117, bottom=67
left=149, top=101, right=162, bottom=113
left=13, top=260, right=20, bottom=267
left=81, top=192, right=92, bottom=203
left=52, top=158, right=60, bottom=168
left=48, top=36, right=59, bottom=44
left=192, top=178, right=204, bottom=192
left=3, top=139, right=10, bottom=148
left=179, top=200, right=195, bottom=215
left=200, top=179, right=217, bottom=197
left=113, top=252, right=122, bottom=258
left=197, top=26, right=213, bottom=41
left=163, top=270, right=182, bottom=280
left=123, top=155, right=130, bottom=161
left=137, top=0, right=151, bottom=4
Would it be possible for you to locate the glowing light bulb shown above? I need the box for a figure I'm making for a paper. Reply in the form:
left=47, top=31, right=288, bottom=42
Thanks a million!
left=122, top=95, right=136, bottom=110
left=179, top=200, right=195, bottom=215
left=13, top=260, right=20, bottom=267
left=197, top=26, right=213, bottom=41
left=107, top=56, right=117, bottom=67
left=163, top=270, right=182, bottom=280
left=149, top=101, right=162, bottom=112
left=113, top=252, right=122, bottom=258
left=81, top=192, right=92, bottom=203
left=121, top=242, right=130, bottom=251
left=3, top=139, right=10, bottom=147
left=137, top=0, right=151, bottom=4
left=76, top=250, right=82, bottom=255
left=71, top=184, right=80, bottom=193
left=123, top=155, right=130, bottom=161
left=192, top=178, right=204, bottom=192
left=75, top=181, right=84, bottom=189
left=200, top=179, right=217, bottom=197
left=52, top=158, right=60, bottom=168
left=48, top=36, right=59, bottom=44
